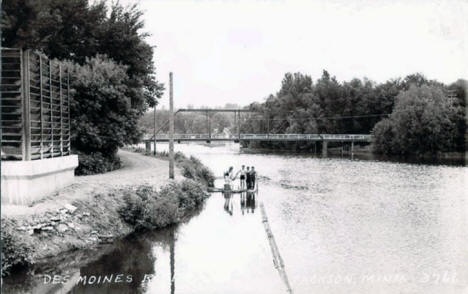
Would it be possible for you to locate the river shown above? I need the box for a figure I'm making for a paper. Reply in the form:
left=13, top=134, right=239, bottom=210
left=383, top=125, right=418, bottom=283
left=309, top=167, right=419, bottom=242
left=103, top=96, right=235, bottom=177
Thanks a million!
left=4, top=143, right=467, bottom=294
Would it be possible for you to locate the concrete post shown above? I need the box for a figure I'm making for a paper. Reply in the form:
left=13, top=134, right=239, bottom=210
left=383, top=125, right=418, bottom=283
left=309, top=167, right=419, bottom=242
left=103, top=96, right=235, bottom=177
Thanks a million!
left=169, top=72, right=174, bottom=179
left=322, top=141, right=328, bottom=157
left=145, top=141, right=151, bottom=153
left=153, top=104, right=157, bottom=155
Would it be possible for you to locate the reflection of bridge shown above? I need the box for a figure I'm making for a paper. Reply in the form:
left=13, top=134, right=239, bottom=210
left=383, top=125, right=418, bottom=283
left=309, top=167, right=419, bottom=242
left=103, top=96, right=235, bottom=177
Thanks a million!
left=148, top=133, right=372, bottom=142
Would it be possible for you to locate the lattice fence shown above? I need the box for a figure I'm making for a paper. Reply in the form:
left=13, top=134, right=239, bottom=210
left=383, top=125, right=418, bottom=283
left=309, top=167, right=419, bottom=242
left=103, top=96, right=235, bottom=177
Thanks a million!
left=1, top=48, right=71, bottom=160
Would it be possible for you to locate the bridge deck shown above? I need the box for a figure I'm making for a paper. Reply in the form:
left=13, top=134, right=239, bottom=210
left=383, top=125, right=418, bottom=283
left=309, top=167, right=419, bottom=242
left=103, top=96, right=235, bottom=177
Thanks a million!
left=144, top=134, right=372, bottom=142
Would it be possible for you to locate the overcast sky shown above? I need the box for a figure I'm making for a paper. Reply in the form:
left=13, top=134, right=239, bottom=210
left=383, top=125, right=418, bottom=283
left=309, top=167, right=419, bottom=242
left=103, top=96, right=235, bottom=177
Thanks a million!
left=120, top=0, right=468, bottom=109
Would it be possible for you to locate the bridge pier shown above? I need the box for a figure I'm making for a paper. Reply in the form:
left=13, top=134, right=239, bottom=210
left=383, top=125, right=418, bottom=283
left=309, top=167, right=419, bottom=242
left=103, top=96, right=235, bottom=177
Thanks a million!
left=322, top=141, right=328, bottom=157
left=145, top=141, right=152, bottom=154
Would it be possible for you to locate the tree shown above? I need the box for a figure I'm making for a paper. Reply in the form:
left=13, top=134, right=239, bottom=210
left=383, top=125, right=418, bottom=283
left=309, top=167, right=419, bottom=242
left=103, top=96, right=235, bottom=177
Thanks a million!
left=372, top=85, right=459, bottom=155
left=67, top=56, right=142, bottom=155
left=2, top=0, right=164, bottom=173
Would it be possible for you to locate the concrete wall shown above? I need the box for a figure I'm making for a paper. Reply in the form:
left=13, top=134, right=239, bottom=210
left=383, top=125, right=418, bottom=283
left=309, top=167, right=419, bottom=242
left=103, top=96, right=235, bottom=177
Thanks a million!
left=1, top=155, right=78, bottom=205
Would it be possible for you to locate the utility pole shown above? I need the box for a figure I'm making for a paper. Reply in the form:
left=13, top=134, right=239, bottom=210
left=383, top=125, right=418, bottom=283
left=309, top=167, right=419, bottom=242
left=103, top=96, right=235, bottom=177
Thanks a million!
left=169, top=72, right=174, bottom=179
left=153, top=104, right=157, bottom=155
left=237, top=112, right=241, bottom=139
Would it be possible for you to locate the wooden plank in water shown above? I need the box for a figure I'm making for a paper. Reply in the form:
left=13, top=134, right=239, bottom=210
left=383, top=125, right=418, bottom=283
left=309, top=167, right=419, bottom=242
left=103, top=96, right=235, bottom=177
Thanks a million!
left=260, top=202, right=293, bottom=294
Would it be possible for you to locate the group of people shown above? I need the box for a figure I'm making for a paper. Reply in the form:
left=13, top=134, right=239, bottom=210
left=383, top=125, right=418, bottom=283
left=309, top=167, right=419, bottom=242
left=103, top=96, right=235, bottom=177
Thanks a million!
left=224, top=165, right=257, bottom=190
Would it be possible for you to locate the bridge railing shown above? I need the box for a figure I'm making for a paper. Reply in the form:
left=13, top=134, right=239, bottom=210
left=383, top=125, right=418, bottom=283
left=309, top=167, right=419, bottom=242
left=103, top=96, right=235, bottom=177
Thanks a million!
left=240, top=134, right=371, bottom=141
left=145, top=133, right=372, bottom=141
left=151, top=133, right=233, bottom=140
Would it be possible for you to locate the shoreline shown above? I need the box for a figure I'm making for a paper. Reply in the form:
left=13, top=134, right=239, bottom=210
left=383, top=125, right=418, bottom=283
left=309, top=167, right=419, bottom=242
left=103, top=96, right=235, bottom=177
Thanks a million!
left=240, top=146, right=467, bottom=165
left=1, top=149, right=214, bottom=278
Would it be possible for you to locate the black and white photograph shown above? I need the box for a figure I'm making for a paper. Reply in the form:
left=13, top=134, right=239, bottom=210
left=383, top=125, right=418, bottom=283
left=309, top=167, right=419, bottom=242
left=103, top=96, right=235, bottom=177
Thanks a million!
left=0, top=0, right=467, bottom=293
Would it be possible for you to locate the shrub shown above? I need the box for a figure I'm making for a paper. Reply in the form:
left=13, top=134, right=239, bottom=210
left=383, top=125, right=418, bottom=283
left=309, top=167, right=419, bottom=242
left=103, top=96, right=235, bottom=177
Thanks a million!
left=118, top=180, right=207, bottom=231
left=174, top=153, right=214, bottom=187
left=180, top=179, right=206, bottom=208
left=75, top=151, right=121, bottom=176
left=180, top=162, right=197, bottom=180
left=1, top=219, right=35, bottom=277
left=372, top=118, right=397, bottom=155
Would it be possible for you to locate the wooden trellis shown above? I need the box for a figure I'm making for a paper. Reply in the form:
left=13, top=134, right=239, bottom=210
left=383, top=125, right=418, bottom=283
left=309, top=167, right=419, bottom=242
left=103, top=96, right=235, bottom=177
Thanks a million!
left=1, top=48, right=71, bottom=160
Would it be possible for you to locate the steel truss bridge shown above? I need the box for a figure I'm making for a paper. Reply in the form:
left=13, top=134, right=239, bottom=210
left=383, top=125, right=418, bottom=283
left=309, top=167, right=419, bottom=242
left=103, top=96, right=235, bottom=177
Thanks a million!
left=143, top=108, right=373, bottom=152
left=147, top=133, right=372, bottom=143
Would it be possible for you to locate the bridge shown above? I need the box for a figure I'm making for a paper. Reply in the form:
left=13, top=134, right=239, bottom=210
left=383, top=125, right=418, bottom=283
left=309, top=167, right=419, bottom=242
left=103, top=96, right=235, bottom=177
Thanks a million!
left=147, top=133, right=372, bottom=142
left=143, top=133, right=372, bottom=156
left=144, top=107, right=373, bottom=156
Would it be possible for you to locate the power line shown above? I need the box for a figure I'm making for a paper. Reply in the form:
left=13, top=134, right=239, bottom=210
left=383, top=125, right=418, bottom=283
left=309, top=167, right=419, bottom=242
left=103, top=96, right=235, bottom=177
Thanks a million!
left=240, top=113, right=391, bottom=122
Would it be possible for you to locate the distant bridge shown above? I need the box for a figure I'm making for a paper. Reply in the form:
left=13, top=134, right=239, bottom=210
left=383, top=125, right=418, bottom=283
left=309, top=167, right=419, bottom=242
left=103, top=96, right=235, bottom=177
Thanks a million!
left=144, top=107, right=373, bottom=156
left=145, top=133, right=372, bottom=143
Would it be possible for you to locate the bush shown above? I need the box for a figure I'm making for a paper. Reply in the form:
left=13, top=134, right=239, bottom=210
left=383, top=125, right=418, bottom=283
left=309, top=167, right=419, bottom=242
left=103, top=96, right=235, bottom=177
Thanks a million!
left=372, top=85, right=459, bottom=155
left=180, top=179, right=206, bottom=208
left=118, top=180, right=207, bottom=231
left=1, top=219, right=35, bottom=277
left=174, top=153, right=214, bottom=187
left=372, top=118, right=396, bottom=155
left=75, top=151, right=121, bottom=176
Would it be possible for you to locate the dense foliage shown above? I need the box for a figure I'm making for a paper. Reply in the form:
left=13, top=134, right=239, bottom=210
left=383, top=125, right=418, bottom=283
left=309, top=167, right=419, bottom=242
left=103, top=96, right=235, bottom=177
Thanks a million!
left=2, top=0, right=164, bottom=173
left=74, top=150, right=121, bottom=175
left=1, top=219, right=35, bottom=277
left=239, top=71, right=466, bottom=154
left=118, top=180, right=207, bottom=231
left=372, top=85, right=461, bottom=155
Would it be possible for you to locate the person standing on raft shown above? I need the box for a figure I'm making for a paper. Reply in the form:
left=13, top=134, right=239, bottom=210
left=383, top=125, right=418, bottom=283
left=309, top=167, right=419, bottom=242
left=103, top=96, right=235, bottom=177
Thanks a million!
left=238, top=165, right=246, bottom=189
left=224, top=166, right=234, bottom=190
left=250, top=166, right=257, bottom=190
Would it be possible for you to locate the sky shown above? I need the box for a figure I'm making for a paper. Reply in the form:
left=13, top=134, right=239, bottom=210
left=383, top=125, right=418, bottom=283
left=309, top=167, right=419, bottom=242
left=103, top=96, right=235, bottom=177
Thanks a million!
left=120, top=0, right=468, bottom=109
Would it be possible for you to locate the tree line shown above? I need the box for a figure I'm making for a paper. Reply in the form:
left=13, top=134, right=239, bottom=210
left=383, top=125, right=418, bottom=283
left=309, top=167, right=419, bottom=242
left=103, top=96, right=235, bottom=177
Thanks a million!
left=240, top=71, right=466, bottom=156
left=2, top=0, right=163, bottom=174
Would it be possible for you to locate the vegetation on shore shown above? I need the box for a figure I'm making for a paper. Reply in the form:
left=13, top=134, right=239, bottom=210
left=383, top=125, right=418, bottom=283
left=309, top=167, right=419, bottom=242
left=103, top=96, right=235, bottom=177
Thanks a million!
left=125, top=146, right=215, bottom=187
left=119, top=180, right=207, bottom=231
left=372, top=85, right=464, bottom=155
left=1, top=219, right=36, bottom=277
left=1, top=150, right=214, bottom=277
left=3, top=0, right=164, bottom=174
left=239, top=72, right=466, bottom=156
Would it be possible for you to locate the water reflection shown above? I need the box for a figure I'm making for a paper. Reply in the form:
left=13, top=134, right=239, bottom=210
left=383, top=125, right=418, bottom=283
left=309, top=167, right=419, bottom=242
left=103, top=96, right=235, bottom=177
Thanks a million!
left=3, top=143, right=466, bottom=294
left=244, top=192, right=256, bottom=214
left=69, top=228, right=177, bottom=294
left=223, top=191, right=233, bottom=216
left=2, top=228, right=178, bottom=294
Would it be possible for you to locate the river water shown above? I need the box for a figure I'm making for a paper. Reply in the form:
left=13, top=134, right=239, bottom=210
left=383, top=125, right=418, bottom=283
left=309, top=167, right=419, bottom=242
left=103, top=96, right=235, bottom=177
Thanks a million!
left=4, top=143, right=467, bottom=294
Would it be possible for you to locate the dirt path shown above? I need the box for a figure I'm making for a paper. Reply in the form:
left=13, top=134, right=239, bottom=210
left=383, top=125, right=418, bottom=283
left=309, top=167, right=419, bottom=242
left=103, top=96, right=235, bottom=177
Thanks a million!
left=2, top=150, right=182, bottom=217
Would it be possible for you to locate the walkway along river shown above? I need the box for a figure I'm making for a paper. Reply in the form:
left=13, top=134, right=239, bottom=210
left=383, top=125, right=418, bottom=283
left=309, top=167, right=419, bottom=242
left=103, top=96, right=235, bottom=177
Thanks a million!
left=3, top=143, right=467, bottom=294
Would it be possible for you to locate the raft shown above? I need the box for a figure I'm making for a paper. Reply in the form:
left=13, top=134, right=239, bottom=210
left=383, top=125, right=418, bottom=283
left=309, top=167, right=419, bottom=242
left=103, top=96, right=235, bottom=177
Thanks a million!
left=208, top=185, right=258, bottom=193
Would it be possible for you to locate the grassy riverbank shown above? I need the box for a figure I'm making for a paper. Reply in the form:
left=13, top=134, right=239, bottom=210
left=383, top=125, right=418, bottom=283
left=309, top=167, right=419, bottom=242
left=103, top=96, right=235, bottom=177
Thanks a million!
left=124, top=146, right=215, bottom=187
left=1, top=150, right=214, bottom=277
